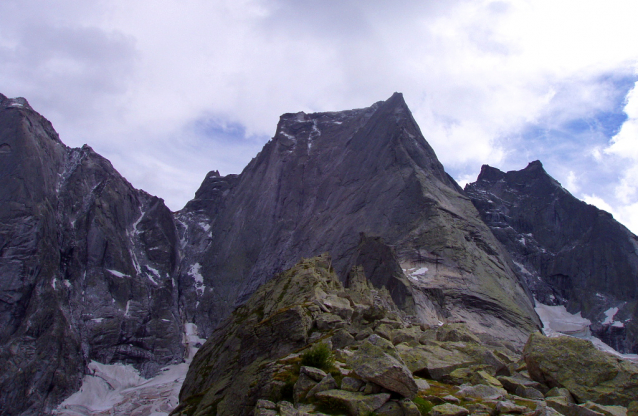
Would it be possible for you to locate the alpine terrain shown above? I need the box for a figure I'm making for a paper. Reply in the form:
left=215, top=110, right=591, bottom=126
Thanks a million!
left=0, top=92, right=636, bottom=416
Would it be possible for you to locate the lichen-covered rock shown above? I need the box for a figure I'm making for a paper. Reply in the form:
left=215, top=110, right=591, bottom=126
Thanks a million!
left=348, top=340, right=418, bottom=399
left=396, top=342, right=475, bottom=380
left=294, top=372, right=318, bottom=404
left=300, top=366, right=327, bottom=382
left=306, top=374, right=338, bottom=399
left=497, top=373, right=547, bottom=394
left=524, top=333, right=638, bottom=406
left=456, top=384, right=507, bottom=401
left=415, top=377, right=430, bottom=391
left=583, top=402, right=629, bottom=416
left=376, top=400, right=404, bottom=416
left=331, top=328, right=356, bottom=350
left=341, top=377, right=365, bottom=392
left=471, top=370, right=502, bottom=387
left=314, top=390, right=391, bottom=416
left=399, top=398, right=421, bottom=416
left=430, top=403, right=470, bottom=416
left=546, top=387, right=576, bottom=403
left=496, top=400, right=528, bottom=414
left=515, top=384, right=544, bottom=400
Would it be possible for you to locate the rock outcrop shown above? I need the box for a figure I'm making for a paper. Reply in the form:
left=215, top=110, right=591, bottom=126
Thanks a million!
left=465, top=161, right=638, bottom=353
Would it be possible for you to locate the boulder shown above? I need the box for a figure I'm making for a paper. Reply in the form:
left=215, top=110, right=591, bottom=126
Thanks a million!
left=436, top=324, right=481, bottom=343
left=495, top=400, right=528, bottom=414
left=294, top=372, right=318, bottom=404
left=254, top=399, right=278, bottom=416
left=349, top=340, right=418, bottom=398
left=430, top=403, right=470, bottom=416
left=396, top=343, right=475, bottom=380
left=375, top=323, right=394, bottom=341
left=399, top=398, right=421, bottom=416
left=524, top=333, right=638, bottom=406
left=376, top=400, right=404, bottom=416
left=515, top=385, right=545, bottom=400
left=497, top=373, right=547, bottom=394
left=545, top=387, right=575, bottom=403
left=314, top=390, right=390, bottom=416
left=278, top=401, right=297, bottom=416
left=341, top=377, right=365, bottom=392
left=391, top=326, right=423, bottom=345
left=583, top=402, right=629, bottom=416
left=300, top=366, right=327, bottom=382
left=316, top=313, right=345, bottom=331
left=306, top=374, right=338, bottom=399
left=471, top=370, right=502, bottom=388
left=331, top=328, right=356, bottom=350
left=415, top=377, right=430, bottom=391
left=456, top=384, right=507, bottom=401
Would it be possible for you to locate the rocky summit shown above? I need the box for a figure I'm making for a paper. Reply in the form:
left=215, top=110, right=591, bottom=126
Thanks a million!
left=1, top=91, right=637, bottom=415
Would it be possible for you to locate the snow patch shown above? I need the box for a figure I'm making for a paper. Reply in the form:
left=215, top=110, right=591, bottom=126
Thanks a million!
left=52, top=278, right=58, bottom=290
left=413, top=267, right=428, bottom=275
left=146, top=266, right=161, bottom=285
left=184, top=323, right=207, bottom=362
left=124, top=300, right=131, bottom=317
left=188, top=263, right=205, bottom=295
left=602, top=307, right=619, bottom=325
left=91, top=318, right=104, bottom=323
left=198, top=221, right=211, bottom=233
left=535, top=301, right=638, bottom=362
left=535, top=302, right=591, bottom=337
left=280, top=130, right=295, bottom=140
left=54, top=360, right=187, bottom=416
left=132, top=210, right=145, bottom=234
left=403, top=265, right=429, bottom=281
left=64, top=279, right=72, bottom=288
left=106, top=269, right=130, bottom=278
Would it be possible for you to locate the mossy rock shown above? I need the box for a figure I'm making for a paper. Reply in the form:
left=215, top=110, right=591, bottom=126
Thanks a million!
left=524, top=333, right=638, bottom=406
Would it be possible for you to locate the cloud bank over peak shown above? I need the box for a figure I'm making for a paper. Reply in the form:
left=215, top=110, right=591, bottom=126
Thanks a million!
left=1, top=0, right=637, bottom=233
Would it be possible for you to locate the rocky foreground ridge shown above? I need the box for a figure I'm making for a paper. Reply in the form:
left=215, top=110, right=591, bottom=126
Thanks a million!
left=173, top=254, right=638, bottom=416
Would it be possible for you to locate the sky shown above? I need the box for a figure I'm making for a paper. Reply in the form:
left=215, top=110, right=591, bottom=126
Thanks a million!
left=1, top=0, right=638, bottom=233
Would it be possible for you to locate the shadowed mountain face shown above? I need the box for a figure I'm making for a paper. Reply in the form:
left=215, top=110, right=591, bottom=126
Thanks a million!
left=0, top=92, right=541, bottom=415
left=465, top=161, right=638, bottom=353
left=178, top=92, right=540, bottom=346
left=0, top=94, right=184, bottom=415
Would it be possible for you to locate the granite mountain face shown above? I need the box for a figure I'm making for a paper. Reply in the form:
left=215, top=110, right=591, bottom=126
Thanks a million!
left=176, top=92, right=540, bottom=347
left=465, top=161, right=638, bottom=354
left=0, top=92, right=635, bottom=415
left=0, top=94, right=184, bottom=415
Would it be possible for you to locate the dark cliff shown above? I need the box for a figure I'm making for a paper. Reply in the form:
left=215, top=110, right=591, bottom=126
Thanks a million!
left=0, top=94, right=183, bottom=415
left=465, top=161, right=638, bottom=353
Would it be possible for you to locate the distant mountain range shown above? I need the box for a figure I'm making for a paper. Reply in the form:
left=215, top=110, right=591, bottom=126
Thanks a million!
left=0, top=92, right=636, bottom=415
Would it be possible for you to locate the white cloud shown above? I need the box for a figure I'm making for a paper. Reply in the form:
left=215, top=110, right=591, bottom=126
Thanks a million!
left=1, top=0, right=638, bottom=219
